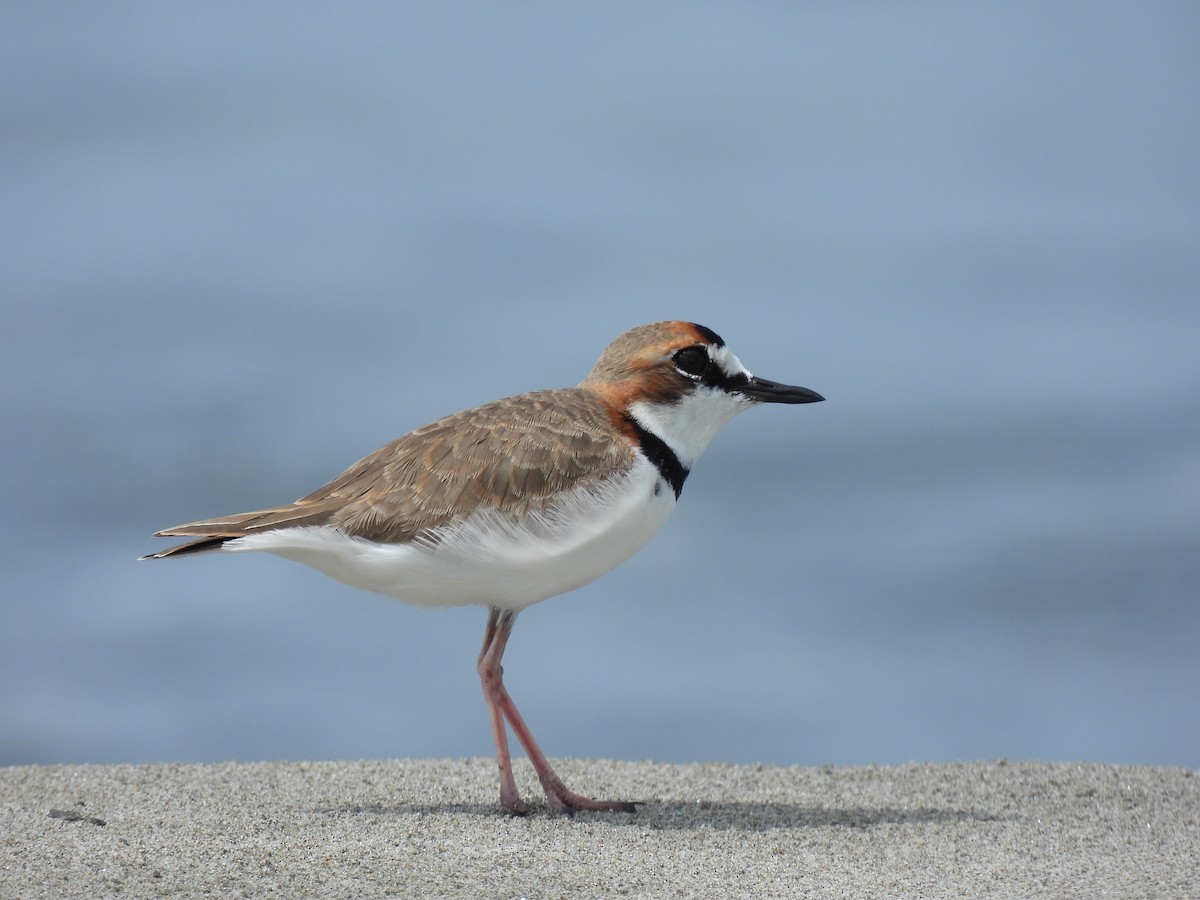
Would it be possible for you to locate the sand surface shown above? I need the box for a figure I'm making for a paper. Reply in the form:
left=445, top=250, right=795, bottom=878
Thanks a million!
left=2, top=758, right=1196, bottom=898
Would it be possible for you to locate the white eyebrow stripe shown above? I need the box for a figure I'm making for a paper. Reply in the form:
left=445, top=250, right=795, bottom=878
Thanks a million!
left=709, top=344, right=751, bottom=380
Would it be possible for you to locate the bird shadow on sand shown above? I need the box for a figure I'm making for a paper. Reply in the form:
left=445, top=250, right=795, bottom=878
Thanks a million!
left=315, top=800, right=1002, bottom=832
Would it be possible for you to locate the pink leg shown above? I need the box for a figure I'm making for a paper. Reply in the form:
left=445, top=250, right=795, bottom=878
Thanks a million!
left=477, top=609, right=527, bottom=815
left=477, top=608, right=637, bottom=815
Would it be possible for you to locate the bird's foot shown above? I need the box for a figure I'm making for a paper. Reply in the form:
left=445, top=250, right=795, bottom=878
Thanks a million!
left=499, top=783, right=531, bottom=817
left=500, top=798, right=531, bottom=817
left=541, top=778, right=639, bottom=815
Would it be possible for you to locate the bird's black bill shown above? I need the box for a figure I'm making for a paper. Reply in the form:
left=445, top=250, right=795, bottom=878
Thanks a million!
left=740, top=377, right=825, bottom=404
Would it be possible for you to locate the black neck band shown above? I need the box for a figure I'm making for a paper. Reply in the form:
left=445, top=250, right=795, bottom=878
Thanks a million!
left=626, top=416, right=689, bottom=499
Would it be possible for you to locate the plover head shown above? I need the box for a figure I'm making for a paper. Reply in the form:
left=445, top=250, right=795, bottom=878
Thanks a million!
left=581, top=320, right=824, bottom=470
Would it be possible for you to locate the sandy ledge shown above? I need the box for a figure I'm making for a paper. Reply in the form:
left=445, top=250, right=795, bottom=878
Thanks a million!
left=1, top=758, right=1196, bottom=898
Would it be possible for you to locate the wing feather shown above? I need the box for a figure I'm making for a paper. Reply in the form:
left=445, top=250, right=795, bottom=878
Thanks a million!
left=146, top=388, right=634, bottom=555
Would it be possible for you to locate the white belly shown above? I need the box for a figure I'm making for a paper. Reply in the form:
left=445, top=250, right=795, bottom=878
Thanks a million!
left=223, top=458, right=675, bottom=611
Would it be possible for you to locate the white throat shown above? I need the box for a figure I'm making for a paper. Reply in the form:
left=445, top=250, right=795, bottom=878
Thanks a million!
left=629, top=386, right=751, bottom=470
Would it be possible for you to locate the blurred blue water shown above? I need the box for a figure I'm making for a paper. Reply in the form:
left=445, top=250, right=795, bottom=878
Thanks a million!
left=2, top=3, right=1198, bottom=770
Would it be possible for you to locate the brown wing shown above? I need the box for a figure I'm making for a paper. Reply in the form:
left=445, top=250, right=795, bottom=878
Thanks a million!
left=145, top=388, right=634, bottom=556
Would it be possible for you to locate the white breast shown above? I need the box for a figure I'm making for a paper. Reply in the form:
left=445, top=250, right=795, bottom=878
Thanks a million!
left=223, top=457, right=676, bottom=611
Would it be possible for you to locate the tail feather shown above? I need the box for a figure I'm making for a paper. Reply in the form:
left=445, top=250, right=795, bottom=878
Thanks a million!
left=142, top=501, right=341, bottom=560
left=140, top=536, right=233, bottom=560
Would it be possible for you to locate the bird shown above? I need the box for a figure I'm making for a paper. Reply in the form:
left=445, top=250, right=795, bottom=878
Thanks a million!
left=143, top=320, right=824, bottom=815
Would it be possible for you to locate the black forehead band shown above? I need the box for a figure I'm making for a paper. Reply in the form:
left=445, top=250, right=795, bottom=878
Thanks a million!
left=690, top=324, right=725, bottom=347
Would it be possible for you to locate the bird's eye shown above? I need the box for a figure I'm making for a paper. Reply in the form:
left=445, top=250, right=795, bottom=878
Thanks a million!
left=673, top=346, right=709, bottom=377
